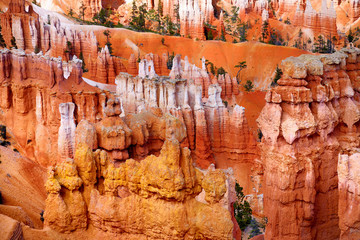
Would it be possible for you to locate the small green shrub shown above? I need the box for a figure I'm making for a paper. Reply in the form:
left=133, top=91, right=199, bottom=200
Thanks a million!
left=257, top=129, right=263, bottom=142
left=234, top=182, right=252, bottom=231
left=167, top=52, right=175, bottom=70
left=243, top=80, right=254, bottom=92
left=223, top=100, right=228, bottom=107
left=217, top=67, right=226, bottom=76
left=40, top=210, right=44, bottom=222
left=11, top=36, right=17, bottom=49
left=271, top=65, right=283, bottom=87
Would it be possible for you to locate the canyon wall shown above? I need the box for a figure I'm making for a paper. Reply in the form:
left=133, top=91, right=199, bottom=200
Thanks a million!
left=42, top=93, right=238, bottom=239
left=350, top=0, right=360, bottom=22
left=258, top=47, right=360, bottom=239
left=179, top=0, right=206, bottom=40
left=0, top=48, right=107, bottom=166
left=0, top=46, right=261, bottom=206
left=116, top=55, right=261, bottom=199
left=293, top=0, right=337, bottom=38
left=0, top=0, right=128, bottom=84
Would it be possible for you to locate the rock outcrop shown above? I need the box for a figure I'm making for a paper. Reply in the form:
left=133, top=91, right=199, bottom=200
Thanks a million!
left=58, top=103, right=76, bottom=162
left=338, top=153, right=360, bottom=239
left=257, top=47, right=360, bottom=239
left=0, top=48, right=106, bottom=166
left=0, top=0, right=39, bottom=52
left=89, top=46, right=127, bottom=84
left=0, top=0, right=130, bottom=85
left=179, top=0, right=205, bottom=40
left=43, top=109, right=237, bottom=238
left=116, top=54, right=259, bottom=198
left=350, top=0, right=360, bottom=22
left=293, top=0, right=337, bottom=37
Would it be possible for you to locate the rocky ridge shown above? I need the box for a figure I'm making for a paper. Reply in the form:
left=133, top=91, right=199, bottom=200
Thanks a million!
left=43, top=96, right=238, bottom=239
left=257, top=47, right=360, bottom=239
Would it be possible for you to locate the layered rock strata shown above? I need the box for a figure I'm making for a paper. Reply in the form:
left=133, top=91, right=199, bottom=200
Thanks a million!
left=0, top=0, right=127, bottom=84
left=44, top=111, right=237, bottom=239
left=257, top=47, right=360, bottom=239
left=293, top=0, right=337, bottom=37
left=179, top=0, right=205, bottom=40
left=350, top=0, right=360, bottom=22
left=0, top=48, right=104, bottom=166
left=0, top=0, right=40, bottom=52
left=116, top=55, right=259, bottom=197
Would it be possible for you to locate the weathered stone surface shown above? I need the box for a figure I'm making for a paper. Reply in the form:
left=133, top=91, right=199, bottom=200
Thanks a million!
left=258, top=48, right=360, bottom=240
left=44, top=138, right=235, bottom=239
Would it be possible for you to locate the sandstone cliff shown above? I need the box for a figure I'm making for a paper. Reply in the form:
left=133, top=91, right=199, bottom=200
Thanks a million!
left=258, top=47, right=360, bottom=239
left=43, top=105, right=237, bottom=239
left=293, top=0, right=338, bottom=38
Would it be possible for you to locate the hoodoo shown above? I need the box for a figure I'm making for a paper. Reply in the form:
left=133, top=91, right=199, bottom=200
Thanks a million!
left=1, top=0, right=360, bottom=239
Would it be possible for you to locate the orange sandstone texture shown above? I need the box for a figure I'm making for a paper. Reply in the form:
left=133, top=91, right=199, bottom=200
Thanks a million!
left=43, top=119, right=237, bottom=239
left=258, top=47, right=360, bottom=240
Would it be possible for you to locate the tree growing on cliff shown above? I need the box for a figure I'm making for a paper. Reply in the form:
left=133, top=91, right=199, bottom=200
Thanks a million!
left=230, top=6, right=239, bottom=24
left=238, top=23, right=247, bottom=42
left=79, top=52, right=88, bottom=72
left=166, top=52, right=175, bottom=69
left=11, top=36, right=17, bottom=49
left=243, top=80, right=254, bottom=92
left=0, top=23, right=6, bottom=48
left=103, top=30, right=113, bottom=54
left=234, top=182, right=252, bottom=231
left=235, top=61, right=247, bottom=84
left=284, top=17, right=291, bottom=25
left=164, top=15, right=175, bottom=35
left=204, top=59, right=216, bottom=75
left=219, top=29, right=226, bottom=42
left=174, top=4, right=180, bottom=24
left=130, top=1, right=147, bottom=31
left=68, top=8, right=74, bottom=17
left=93, top=8, right=110, bottom=25
left=261, top=21, right=269, bottom=42
left=217, top=67, right=226, bottom=76
left=79, top=1, right=87, bottom=21
left=271, top=64, right=282, bottom=87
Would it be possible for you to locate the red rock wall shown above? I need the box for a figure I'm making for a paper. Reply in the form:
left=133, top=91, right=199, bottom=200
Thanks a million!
left=116, top=55, right=261, bottom=198
left=293, top=0, right=338, bottom=37
left=350, top=0, right=360, bottom=22
left=257, top=47, right=360, bottom=239
left=0, top=49, right=108, bottom=166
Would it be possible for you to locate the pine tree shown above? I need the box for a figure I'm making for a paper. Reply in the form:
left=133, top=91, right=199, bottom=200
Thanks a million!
left=271, top=64, right=282, bottom=87
left=220, top=29, right=226, bottom=42
left=103, top=30, right=113, bottom=54
left=11, top=36, right=17, bottom=49
left=233, top=182, right=252, bottom=231
left=235, top=61, right=247, bottom=84
left=0, top=22, right=6, bottom=48
left=243, top=80, right=254, bottom=92
left=68, top=8, right=74, bottom=17
left=238, top=23, right=247, bottom=42
left=130, top=1, right=147, bottom=31
left=79, top=52, right=88, bottom=72
left=79, top=1, right=87, bottom=21
left=261, top=20, right=269, bottom=42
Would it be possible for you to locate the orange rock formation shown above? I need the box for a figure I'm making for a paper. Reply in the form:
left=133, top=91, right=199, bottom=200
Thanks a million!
left=293, top=0, right=338, bottom=37
left=258, top=47, right=360, bottom=239
left=42, top=104, right=238, bottom=238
